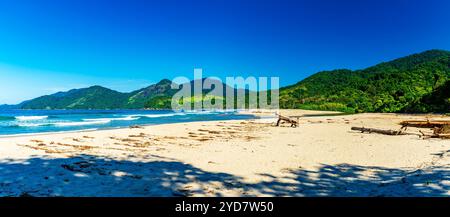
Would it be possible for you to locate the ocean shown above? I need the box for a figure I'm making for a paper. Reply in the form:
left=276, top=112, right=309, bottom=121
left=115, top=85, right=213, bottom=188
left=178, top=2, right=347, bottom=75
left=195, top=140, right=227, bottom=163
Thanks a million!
left=0, top=109, right=255, bottom=136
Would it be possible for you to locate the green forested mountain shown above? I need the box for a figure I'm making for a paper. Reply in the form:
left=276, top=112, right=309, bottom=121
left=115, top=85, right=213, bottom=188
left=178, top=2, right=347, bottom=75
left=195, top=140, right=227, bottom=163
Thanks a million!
left=126, top=79, right=178, bottom=109
left=9, top=49, right=450, bottom=113
left=280, top=49, right=450, bottom=113
left=0, top=104, right=19, bottom=109
left=20, top=86, right=130, bottom=109
left=144, top=79, right=249, bottom=109
left=18, top=81, right=180, bottom=109
left=17, top=79, right=236, bottom=110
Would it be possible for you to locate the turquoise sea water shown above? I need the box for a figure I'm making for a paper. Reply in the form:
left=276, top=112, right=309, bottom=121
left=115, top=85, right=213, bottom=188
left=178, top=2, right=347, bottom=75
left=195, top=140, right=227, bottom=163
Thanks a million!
left=0, top=109, right=255, bottom=136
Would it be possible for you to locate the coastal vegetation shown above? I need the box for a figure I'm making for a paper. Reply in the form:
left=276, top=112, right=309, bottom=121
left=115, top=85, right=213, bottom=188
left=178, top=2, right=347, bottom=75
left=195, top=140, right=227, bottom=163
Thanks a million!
left=279, top=49, right=450, bottom=113
left=3, top=49, right=449, bottom=114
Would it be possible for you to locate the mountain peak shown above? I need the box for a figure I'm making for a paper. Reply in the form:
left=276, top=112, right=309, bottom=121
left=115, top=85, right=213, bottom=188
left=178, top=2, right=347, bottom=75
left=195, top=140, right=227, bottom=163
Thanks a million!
left=407, top=49, right=450, bottom=60
left=421, top=49, right=450, bottom=55
left=156, top=79, right=172, bottom=86
left=363, top=49, right=450, bottom=72
left=86, top=85, right=110, bottom=90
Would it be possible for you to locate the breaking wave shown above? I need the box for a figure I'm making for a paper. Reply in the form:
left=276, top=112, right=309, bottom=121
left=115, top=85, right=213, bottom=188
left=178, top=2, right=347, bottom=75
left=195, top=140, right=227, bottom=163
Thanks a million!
left=129, top=113, right=186, bottom=118
left=15, top=116, right=48, bottom=121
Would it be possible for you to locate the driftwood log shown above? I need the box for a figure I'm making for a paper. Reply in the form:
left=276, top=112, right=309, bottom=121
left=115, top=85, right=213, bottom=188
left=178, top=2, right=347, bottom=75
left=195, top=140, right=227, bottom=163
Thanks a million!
left=400, top=120, right=450, bottom=128
left=351, top=127, right=409, bottom=135
left=276, top=115, right=298, bottom=128
left=352, top=120, right=450, bottom=139
left=400, top=120, right=450, bottom=139
left=420, top=132, right=450, bottom=139
left=434, top=125, right=450, bottom=134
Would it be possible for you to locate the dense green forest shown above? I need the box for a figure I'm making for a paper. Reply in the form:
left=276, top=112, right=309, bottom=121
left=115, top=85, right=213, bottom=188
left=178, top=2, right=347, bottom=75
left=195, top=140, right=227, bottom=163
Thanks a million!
left=6, top=49, right=450, bottom=113
left=18, top=80, right=178, bottom=109
left=16, top=79, right=232, bottom=110
left=279, top=49, right=450, bottom=113
left=19, top=86, right=129, bottom=109
left=405, top=80, right=450, bottom=113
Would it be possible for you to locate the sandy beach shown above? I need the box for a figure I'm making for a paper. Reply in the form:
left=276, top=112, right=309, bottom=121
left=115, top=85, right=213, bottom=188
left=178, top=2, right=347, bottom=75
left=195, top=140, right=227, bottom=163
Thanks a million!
left=1, top=110, right=450, bottom=197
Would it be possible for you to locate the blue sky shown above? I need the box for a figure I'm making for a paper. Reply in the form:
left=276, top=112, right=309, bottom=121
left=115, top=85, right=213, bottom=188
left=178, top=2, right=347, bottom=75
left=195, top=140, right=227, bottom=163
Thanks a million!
left=1, top=0, right=450, bottom=104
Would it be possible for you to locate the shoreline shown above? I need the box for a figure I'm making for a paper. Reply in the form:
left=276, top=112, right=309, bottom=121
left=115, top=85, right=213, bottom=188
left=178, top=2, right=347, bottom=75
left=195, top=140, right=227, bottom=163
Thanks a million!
left=0, top=110, right=449, bottom=196
left=0, top=117, right=263, bottom=139
left=0, top=109, right=356, bottom=138
left=0, top=110, right=262, bottom=138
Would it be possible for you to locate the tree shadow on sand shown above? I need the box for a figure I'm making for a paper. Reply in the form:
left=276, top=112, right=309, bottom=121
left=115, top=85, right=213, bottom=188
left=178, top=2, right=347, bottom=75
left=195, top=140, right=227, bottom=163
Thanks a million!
left=0, top=154, right=244, bottom=197
left=0, top=153, right=449, bottom=197
left=247, top=163, right=450, bottom=196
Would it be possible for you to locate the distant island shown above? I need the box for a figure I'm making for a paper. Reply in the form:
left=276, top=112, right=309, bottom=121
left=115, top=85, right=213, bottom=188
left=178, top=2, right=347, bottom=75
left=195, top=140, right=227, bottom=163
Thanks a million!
left=2, top=49, right=449, bottom=113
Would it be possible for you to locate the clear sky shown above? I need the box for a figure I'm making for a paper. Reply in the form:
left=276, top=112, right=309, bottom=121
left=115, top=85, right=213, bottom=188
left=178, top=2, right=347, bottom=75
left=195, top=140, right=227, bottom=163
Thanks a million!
left=1, top=0, right=450, bottom=104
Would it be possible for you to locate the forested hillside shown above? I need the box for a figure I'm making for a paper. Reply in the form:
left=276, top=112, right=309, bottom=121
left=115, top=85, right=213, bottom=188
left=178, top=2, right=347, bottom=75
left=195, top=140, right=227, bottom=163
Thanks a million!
left=280, top=50, right=450, bottom=113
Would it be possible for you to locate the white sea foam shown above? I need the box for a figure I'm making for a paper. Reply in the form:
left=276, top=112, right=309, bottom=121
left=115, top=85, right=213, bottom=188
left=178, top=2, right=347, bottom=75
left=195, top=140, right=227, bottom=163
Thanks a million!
left=82, top=116, right=140, bottom=122
left=54, top=120, right=111, bottom=127
left=129, top=113, right=186, bottom=118
left=184, top=110, right=218, bottom=115
left=215, top=109, right=236, bottom=113
left=17, top=123, right=49, bottom=127
left=15, top=116, right=48, bottom=121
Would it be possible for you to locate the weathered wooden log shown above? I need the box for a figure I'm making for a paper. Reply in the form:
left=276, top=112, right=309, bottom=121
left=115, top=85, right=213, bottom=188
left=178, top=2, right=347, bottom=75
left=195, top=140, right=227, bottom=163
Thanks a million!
left=400, top=120, right=450, bottom=128
left=434, top=125, right=450, bottom=134
left=420, top=132, right=450, bottom=139
left=352, top=125, right=449, bottom=139
left=276, top=115, right=298, bottom=127
left=438, top=134, right=450, bottom=138
left=351, top=127, right=407, bottom=135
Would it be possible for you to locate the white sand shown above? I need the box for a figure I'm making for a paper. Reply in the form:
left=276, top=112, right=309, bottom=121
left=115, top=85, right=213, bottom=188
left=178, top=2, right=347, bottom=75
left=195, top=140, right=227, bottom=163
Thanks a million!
left=1, top=110, right=450, bottom=196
